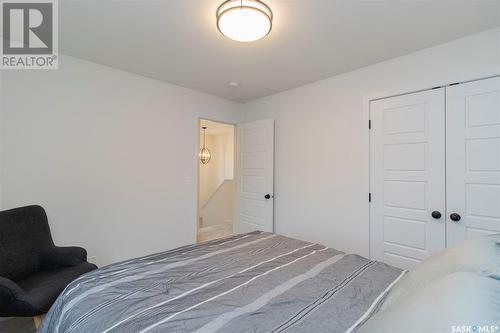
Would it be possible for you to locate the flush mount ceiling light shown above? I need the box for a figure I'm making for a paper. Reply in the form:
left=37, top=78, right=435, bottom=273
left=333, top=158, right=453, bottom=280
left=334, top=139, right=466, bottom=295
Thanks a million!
left=216, top=0, right=273, bottom=42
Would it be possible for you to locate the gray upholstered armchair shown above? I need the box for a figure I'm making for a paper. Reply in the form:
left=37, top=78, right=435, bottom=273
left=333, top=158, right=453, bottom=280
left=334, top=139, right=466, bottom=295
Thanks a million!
left=0, top=205, right=97, bottom=324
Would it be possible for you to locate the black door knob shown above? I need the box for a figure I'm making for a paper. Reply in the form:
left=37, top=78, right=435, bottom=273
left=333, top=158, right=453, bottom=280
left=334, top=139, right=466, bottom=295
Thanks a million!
left=431, top=211, right=442, bottom=219
left=264, top=194, right=271, bottom=199
left=450, top=213, right=461, bottom=222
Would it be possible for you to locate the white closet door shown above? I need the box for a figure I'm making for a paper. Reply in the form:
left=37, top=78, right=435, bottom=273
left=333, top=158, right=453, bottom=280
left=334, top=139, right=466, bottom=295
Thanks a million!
left=370, top=88, right=446, bottom=270
left=446, top=77, right=500, bottom=245
left=236, top=119, right=274, bottom=233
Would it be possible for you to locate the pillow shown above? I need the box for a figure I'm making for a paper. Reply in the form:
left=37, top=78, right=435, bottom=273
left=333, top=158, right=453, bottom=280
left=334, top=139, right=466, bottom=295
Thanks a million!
left=358, top=272, right=500, bottom=333
left=382, top=233, right=500, bottom=309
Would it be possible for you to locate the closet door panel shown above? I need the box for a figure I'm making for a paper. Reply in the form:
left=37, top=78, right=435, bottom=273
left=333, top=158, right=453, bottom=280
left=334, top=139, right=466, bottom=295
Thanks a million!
left=446, top=77, right=500, bottom=246
left=370, top=88, right=446, bottom=270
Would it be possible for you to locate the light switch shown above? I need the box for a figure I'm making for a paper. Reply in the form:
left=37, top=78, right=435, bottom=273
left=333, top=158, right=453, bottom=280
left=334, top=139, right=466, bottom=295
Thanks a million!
left=183, top=173, right=192, bottom=185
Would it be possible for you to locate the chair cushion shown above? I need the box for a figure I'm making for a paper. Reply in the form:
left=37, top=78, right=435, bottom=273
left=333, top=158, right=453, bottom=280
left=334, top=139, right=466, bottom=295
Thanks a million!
left=17, top=262, right=96, bottom=312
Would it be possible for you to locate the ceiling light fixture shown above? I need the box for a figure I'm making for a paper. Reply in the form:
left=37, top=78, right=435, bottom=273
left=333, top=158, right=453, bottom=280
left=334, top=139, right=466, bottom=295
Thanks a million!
left=199, top=126, right=212, bottom=165
left=216, top=0, right=273, bottom=42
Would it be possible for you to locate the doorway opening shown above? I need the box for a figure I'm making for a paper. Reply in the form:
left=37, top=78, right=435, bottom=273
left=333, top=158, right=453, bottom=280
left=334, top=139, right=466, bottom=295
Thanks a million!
left=197, top=119, right=235, bottom=243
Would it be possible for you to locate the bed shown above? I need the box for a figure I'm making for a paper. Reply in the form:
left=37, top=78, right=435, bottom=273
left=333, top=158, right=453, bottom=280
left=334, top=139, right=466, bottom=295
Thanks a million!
left=39, top=231, right=404, bottom=333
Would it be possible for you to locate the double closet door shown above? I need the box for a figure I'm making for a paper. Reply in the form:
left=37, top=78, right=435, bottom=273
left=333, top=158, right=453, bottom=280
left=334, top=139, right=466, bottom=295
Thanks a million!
left=370, top=76, right=500, bottom=270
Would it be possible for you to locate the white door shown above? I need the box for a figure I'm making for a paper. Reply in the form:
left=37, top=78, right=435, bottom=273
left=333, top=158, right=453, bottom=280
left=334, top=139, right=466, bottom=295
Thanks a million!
left=446, top=77, right=500, bottom=245
left=236, top=119, right=274, bottom=233
left=370, top=88, right=446, bottom=270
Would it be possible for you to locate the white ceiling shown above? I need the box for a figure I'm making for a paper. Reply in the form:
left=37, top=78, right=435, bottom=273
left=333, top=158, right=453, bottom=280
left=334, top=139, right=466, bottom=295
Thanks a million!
left=60, top=0, right=500, bottom=102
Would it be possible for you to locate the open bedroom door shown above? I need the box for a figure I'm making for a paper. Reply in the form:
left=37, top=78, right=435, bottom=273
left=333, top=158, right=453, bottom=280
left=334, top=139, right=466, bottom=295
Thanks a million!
left=236, top=119, right=275, bottom=233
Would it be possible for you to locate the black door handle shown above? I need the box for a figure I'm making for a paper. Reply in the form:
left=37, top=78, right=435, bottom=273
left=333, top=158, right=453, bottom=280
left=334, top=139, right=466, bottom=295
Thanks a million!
left=431, top=211, right=442, bottom=219
left=264, top=194, right=271, bottom=199
left=450, top=213, right=461, bottom=222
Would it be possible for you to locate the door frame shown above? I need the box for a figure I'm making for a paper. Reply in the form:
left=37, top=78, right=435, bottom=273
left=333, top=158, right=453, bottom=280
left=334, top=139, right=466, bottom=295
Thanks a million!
left=196, top=117, right=237, bottom=242
left=364, top=72, right=500, bottom=259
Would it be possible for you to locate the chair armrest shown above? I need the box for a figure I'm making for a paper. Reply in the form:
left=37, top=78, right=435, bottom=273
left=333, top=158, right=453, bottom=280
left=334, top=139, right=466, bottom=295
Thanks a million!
left=0, top=276, right=42, bottom=317
left=40, top=246, right=88, bottom=269
left=0, top=276, right=26, bottom=302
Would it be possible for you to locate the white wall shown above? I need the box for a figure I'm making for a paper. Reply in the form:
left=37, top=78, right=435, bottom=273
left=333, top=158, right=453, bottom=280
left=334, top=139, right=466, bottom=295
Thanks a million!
left=219, top=132, right=234, bottom=181
left=199, top=134, right=219, bottom=208
left=198, top=129, right=234, bottom=209
left=202, top=179, right=234, bottom=228
left=0, top=55, right=241, bottom=266
left=243, top=28, right=500, bottom=257
left=198, top=126, right=235, bottom=231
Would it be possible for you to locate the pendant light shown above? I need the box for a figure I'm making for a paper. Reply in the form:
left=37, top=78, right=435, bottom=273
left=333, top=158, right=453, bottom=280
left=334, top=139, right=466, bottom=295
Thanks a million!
left=199, top=126, right=212, bottom=165
left=216, top=0, right=273, bottom=42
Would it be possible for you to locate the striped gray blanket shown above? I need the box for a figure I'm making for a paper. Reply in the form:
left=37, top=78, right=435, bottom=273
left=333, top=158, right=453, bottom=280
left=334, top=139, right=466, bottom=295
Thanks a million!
left=40, top=231, right=403, bottom=333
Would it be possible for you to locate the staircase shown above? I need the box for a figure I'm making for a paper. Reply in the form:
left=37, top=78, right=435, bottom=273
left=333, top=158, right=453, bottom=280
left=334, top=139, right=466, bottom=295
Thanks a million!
left=198, top=179, right=234, bottom=242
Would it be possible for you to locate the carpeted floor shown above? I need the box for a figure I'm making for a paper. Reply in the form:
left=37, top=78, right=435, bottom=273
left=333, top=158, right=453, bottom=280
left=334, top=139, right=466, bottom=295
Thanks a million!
left=0, top=317, right=36, bottom=333
left=197, top=224, right=232, bottom=243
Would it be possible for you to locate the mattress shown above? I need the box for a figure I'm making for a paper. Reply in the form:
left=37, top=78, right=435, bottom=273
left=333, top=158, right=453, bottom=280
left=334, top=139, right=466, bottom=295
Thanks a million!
left=40, top=231, right=403, bottom=333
